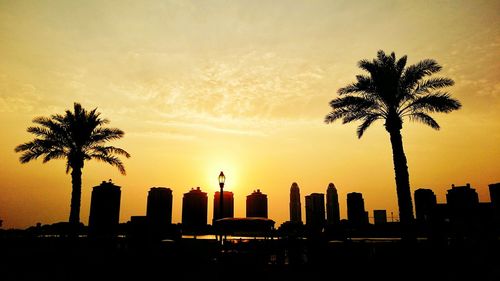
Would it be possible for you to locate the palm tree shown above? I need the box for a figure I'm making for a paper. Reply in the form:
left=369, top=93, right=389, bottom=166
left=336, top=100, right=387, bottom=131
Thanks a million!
left=15, top=102, right=130, bottom=226
left=325, top=50, right=461, bottom=225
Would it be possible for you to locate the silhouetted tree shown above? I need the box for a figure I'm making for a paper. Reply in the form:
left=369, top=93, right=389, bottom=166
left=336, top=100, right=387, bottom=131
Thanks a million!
left=325, top=50, right=461, bottom=225
left=15, top=102, right=130, bottom=225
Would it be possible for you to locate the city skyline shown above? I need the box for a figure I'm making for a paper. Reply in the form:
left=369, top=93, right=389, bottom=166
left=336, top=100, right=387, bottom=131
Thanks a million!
left=1, top=1, right=499, bottom=229
left=37, top=179, right=500, bottom=229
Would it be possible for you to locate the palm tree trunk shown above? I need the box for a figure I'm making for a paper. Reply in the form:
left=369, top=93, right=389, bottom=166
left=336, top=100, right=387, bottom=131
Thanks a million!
left=69, top=167, right=82, bottom=225
left=388, top=129, right=415, bottom=224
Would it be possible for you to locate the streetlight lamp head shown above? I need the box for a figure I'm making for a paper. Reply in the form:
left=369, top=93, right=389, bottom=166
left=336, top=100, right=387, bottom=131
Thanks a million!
left=218, top=171, right=225, bottom=187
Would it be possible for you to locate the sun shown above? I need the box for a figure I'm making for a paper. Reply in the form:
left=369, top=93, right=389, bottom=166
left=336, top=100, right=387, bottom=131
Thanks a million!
left=203, top=159, right=240, bottom=194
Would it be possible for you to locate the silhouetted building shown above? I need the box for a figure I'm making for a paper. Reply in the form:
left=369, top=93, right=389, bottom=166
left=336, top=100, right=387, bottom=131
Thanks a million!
left=490, top=183, right=500, bottom=223
left=128, top=216, right=148, bottom=241
left=146, top=187, right=173, bottom=226
left=446, top=183, right=479, bottom=213
left=414, top=188, right=437, bottom=224
left=305, top=193, right=325, bottom=230
left=182, top=187, right=208, bottom=230
left=290, top=182, right=302, bottom=224
left=213, top=191, right=234, bottom=224
left=246, top=189, right=268, bottom=218
left=373, top=210, right=387, bottom=225
left=446, top=183, right=479, bottom=230
left=347, top=192, right=368, bottom=226
left=489, top=183, right=500, bottom=208
left=326, top=183, right=340, bottom=225
left=89, top=180, right=121, bottom=237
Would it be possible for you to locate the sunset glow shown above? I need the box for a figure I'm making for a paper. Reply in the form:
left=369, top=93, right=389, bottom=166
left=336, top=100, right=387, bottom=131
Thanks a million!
left=0, top=0, right=499, bottom=229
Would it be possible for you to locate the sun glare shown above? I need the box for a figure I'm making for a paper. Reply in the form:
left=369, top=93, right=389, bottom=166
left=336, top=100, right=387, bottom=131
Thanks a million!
left=204, top=160, right=240, bottom=193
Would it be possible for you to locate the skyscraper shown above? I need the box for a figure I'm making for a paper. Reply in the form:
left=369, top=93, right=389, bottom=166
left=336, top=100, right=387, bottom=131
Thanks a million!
left=290, top=182, right=302, bottom=223
left=213, top=191, right=234, bottom=224
left=88, top=180, right=121, bottom=237
left=326, top=183, right=340, bottom=225
left=305, top=193, right=325, bottom=229
left=446, top=183, right=479, bottom=224
left=182, top=187, right=208, bottom=229
left=146, top=187, right=173, bottom=225
left=414, top=188, right=437, bottom=224
left=246, top=189, right=268, bottom=218
left=347, top=192, right=368, bottom=226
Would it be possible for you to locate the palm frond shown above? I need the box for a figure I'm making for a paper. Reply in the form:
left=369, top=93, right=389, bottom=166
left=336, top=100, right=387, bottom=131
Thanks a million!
left=325, top=108, right=349, bottom=124
left=18, top=149, right=44, bottom=163
left=89, top=128, right=125, bottom=143
left=358, top=59, right=376, bottom=75
left=91, top=154, right=126, bottom=175
left=42, top=150, right=67, bottom=163
left=396, top=55, right=407, bottom=74
left=329, top=96, right=375, bottom=110
left=404, top=92, right=461, bottom=114
left=414, top=77, right=455, bottom=95
left=402, top=59, right=442, bottom=90
left=26, top=126, right=52, bottom=137
left=15, top=141, right=36, bottom=153
left=341, top=110, right=371, bottom=124
left=89, top=145, right=131, bottom=158
left=409, top=112, right=440, bottom=130
left=357, top=114, right=381, bottom=138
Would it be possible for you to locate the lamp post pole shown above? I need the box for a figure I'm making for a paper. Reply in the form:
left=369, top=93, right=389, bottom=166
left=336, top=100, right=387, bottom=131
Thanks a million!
left=218, top=171, right=225, bottom=243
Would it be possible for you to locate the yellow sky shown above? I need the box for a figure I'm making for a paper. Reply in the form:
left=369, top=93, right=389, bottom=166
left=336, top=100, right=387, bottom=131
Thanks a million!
left=0, top=0, right=499, bottom=229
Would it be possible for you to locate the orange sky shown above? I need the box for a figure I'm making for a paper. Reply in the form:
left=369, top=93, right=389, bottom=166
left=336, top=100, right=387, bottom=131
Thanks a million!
left=0, top=0, right=499, bottom=229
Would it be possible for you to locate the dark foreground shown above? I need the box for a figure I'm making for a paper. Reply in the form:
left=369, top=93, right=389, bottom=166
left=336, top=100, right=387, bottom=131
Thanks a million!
left=2, top=236, right=499, bottom=281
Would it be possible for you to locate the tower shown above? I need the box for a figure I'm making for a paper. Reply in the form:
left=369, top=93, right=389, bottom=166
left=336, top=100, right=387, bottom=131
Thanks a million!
left=246, top=189, right=268, bottom=218
left=347, top=192, right=368, bottom=226
left=182, top=187, right=208, bottom=230
left=446, top=183, right=479, bottom=225
left=213, top=191, right=234, bottom=224
left=305, top=193, right=325, bottom=229
left=290, top=182, right=302, bottom=223
left=414, top=188, right=437, bottom=224
left=88, top=180, right=121, bottom=237
left=326, top=183, right=340, bottom=224
left=146, top=187, right=173, bottom=225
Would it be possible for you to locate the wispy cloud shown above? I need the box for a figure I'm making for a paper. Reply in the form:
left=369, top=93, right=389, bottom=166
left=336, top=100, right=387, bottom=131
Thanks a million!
left=104, top=50, right=326, bottom=137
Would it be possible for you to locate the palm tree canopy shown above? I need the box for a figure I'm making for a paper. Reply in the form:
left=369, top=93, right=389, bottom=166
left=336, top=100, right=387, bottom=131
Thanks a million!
left=325, top=50, right=461, bottom=137
left=15, top=102, right=130, bottom=174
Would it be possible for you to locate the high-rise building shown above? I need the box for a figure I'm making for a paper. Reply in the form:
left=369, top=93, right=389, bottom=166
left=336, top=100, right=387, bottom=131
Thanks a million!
left=326, top=183, right=340, bottom=225
left=305, top=193, right=325, bottom=229
left=182, top=187, right=208, bottom=229
left=347, top=192, right=368, bottom=226
left=373, top=210, right=387, bottom=225
left=246, top=189, right=268, bottom=218
left=290, top=182, right=302, bottom=223
left=213, top=191, right=234, bottom=224
left=146, top=187, right=173, bottom=226
left=489, top=183, right=500, bottom=207
left=414, top=188, right=437, bottom=224
left=88, top=180, right=121, bottom=237
left=446, top=183, right=479, bottom=223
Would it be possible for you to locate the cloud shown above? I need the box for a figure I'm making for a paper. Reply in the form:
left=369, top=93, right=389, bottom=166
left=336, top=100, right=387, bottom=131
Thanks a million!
left=116, top=50, right=325, bottom=117
left=101, top=50, right=326, bottom=137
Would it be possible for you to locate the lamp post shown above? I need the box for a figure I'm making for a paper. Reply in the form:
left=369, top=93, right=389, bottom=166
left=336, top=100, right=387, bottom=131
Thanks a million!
left=218, top=171, right=225, bottom=220
left=218, top=171, right=225, bottom=244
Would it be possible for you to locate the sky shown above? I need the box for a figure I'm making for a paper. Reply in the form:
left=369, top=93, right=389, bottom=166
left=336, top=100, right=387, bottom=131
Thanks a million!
left=0, top=0, right=499, bottom=229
